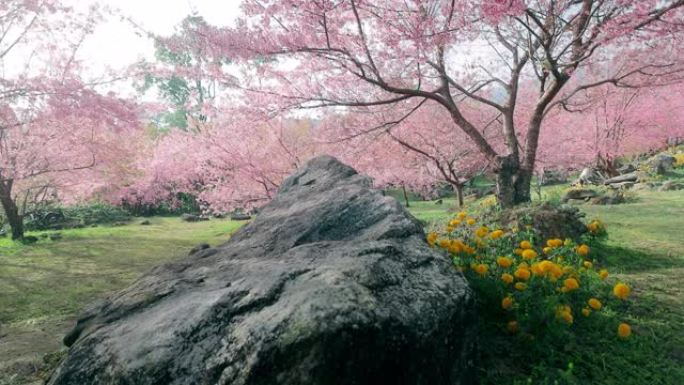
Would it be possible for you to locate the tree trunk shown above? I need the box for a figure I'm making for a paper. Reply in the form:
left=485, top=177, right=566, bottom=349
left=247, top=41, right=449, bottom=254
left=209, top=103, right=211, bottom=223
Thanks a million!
left=513, top=169, right=533, bottom=205
left=401, top=185, right=410, bottom=208
left=494, top=155, right=532, bottom=208
left=0, top=185, right=24, bottom=240
left=454, top=183, right=464, bottom=208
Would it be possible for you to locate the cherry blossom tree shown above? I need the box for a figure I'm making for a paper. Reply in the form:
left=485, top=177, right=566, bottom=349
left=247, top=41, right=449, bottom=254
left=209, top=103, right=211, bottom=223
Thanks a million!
left=120, top=108, right=320, bottom=214
left=193, top=0, right=684, bottom=207
left=327, top=99, right=497, bottom=206
left=537, top=83, right=684, bottom=173
left=0, top=0, right=142, bottom=239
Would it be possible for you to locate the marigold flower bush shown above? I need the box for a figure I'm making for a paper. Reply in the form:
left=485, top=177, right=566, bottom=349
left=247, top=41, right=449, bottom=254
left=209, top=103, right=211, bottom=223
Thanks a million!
left=674, top=153, right=684, bottom=168
left=427, top=212, right=635, bottom=381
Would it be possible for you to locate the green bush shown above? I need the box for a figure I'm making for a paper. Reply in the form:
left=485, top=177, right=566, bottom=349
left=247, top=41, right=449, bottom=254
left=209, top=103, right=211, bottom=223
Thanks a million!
left=121, top=192, right=200, bottom=216
left=24, top=202, right=131, bottom=231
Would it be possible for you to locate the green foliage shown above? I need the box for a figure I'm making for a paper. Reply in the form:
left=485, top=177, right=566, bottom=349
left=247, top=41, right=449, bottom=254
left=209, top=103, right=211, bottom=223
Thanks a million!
left=23, top=202, right=131, bottom=231
left=137, top=15, right=223, bottom=131
left=121, top=192, right=200, bottom=216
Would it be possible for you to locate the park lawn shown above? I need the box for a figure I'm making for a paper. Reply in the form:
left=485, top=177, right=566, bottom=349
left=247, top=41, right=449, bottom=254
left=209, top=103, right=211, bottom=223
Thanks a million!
left=0, top=217, right=243, bottom=383
left=576, top=190, right=684, bottom=384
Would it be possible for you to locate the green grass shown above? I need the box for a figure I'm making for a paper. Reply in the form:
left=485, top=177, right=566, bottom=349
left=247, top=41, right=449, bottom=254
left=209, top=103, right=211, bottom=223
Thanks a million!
left=575, top=190, right=684, bottom=385
left=0, top=217, right=243, bottom=383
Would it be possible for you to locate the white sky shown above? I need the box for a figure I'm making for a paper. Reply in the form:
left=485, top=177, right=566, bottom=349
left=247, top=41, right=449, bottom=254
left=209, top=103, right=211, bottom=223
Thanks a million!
left=77, top=0, right=243, bottom=72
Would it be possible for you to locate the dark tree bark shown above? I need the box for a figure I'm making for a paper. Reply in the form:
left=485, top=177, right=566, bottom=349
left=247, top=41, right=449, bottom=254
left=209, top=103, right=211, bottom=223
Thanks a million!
left=0, top=180, right=24, bottom=240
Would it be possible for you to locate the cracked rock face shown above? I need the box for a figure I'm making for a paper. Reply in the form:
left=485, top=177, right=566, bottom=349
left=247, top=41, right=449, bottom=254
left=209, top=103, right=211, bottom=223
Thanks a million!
left=48, top=155, right=475, bottom=385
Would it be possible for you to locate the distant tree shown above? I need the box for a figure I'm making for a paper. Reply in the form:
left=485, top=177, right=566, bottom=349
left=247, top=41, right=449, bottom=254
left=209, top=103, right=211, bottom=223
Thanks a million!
left=137, top=15, right=226, bottom=131
left=327, top=100, right=496, bottom=207
left=537, top=84, right=684, bottom=173
left=120, top=109, right=319, bottom=213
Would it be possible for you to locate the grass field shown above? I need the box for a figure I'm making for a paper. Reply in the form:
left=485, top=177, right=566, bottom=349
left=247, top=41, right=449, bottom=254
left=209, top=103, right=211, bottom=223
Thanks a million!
left=1, top=188, right=683, bottom=384
left=0, top=217, right=243, bottom=384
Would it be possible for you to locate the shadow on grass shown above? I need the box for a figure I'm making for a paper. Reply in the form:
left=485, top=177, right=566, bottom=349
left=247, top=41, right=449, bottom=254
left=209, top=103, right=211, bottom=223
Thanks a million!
left=592, top=241, right=684, bottom=273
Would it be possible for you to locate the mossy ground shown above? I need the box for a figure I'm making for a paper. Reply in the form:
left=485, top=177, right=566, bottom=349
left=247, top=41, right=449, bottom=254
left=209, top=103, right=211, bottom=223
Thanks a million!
left=1, top=188, right=683, bottom=384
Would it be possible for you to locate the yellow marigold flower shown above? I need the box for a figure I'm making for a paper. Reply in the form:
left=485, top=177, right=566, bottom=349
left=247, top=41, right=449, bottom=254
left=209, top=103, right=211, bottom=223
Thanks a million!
left=547, top=239, right=563, bottom=248
left=560, top=310, right=573, bottom=324
left=449, top=219, right=461, bottom=227
left=563, top=278, right=580, bottom=291
left=446, top=226, right=455, bottom=233
left=522, top=249, right=538, bottom=260
left=489, top=229, right=504, bottom=240
left=497, top=256, right=513, bottom=268
left=474, top=264, right=488, bottom=276
left=447, top=241, right=462, bottom=254
left=466, top=218, right=476, bottom=226
left=463, top=245, right=476, bottom=254
left=514, top=282, right=527, bottom=291
left=513, top=248, right=524, bottom=256
left=531, top=263, right=544, bottom=276
left=438, top=239, right=450, bottom=249
left=514, top=268, right=531, bottom=281
left=588, top=298, right=602, bottom=310
left=582, top=307, right=591, bottom=317
left=599, top=269, right=609, bottom=280
left=475, top=226, right=489, bottom=238
left=543, top=247, right=552, bottom=255
left=501, top=273, right=514, bottom=284
left=427, top=232, right=438, bottom=247
left=507, top=320, right=519, bottom=333
left=618, top=323, right=632, bottom=339
left=501, top=296, right=514, bottom=310
left=547, top=263, right=563, bottom=280
left=520, top=240, right=532, bottom=249
left=457, top=211, right=467, bottom=220
left=556, top=305, right=573, bottom=324
left=576, top=244, right=590, bottom=256
left=587, top=222, right=598, bottom=233
left=583, top=261, right=593, bottom=269
left=613, top=283, right=631, bottom=300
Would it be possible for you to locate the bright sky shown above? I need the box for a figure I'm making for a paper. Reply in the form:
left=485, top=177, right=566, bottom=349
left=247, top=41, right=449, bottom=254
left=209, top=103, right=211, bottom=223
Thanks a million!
left=78, top=0, right=243, bottom=72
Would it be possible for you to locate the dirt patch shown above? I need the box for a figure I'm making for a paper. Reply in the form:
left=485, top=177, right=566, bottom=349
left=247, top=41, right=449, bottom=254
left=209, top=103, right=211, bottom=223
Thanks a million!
left=0, top=318, right=72, bottom=384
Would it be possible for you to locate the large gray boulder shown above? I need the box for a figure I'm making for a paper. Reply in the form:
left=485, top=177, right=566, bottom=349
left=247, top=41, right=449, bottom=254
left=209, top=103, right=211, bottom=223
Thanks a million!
left=48, top=155, right=475, bottom=385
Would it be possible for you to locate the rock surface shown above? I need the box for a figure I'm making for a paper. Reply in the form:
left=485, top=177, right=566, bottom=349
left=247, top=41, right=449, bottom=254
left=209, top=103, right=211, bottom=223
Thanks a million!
left=603, top=172, right=638, bottom=185
left=575, top=167, right=603, bottom=185
left=48, top=155, right=475, bottom=385
left=561, top=188, right=600, bottom=202
left=646, top=154, right=676, bottom=175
